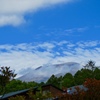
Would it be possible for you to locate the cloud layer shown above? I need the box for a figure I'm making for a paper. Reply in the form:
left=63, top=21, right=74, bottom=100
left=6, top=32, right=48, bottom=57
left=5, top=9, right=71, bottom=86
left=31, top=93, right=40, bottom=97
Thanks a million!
left=0, top=0, right=73, bottom=26
left=0, top=41, right=100, bottom=76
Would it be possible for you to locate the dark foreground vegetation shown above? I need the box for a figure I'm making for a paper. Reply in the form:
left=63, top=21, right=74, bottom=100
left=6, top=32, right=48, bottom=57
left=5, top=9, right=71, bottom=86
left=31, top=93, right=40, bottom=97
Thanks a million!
left=0, top=60, right=100, bottom=100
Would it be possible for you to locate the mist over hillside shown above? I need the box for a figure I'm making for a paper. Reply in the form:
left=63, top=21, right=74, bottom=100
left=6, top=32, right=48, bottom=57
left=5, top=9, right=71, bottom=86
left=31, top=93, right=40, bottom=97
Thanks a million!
left=18, top=62, right=82, bottom=82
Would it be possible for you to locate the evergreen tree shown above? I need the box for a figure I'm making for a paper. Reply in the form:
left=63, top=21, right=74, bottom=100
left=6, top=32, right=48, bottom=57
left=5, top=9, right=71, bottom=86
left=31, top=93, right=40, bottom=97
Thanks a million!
left=0, top=66, right=17, bottom=97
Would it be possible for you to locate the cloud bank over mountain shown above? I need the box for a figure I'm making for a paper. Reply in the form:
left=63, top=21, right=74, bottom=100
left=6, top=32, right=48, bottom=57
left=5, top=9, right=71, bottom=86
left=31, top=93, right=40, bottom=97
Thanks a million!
left=0, top=0, right=74, bottom=26
left=18, top=62, right=81, bottom=82
left=0, top=40, right=100, bottom=76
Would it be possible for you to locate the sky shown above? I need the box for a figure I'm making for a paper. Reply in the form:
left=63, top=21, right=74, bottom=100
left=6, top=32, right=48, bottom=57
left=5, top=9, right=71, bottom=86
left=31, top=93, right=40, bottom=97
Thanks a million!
left=0, top=0, right=100, bottom=76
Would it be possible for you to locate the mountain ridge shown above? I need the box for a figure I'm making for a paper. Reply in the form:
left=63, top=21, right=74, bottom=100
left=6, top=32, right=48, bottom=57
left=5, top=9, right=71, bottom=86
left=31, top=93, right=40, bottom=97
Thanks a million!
left=18, top=62, right=82, bottom=82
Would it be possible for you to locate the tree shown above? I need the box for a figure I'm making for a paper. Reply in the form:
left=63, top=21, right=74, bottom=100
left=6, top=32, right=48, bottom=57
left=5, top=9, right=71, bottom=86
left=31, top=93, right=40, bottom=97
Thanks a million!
left=74, top=60, right=98, bottom=85
left=8, top=95, right=25, bottom=100
left=74, top=69, right=93, bottom=85
left=62, top=73, right=74, bottom=88
left=84, top=78, right=100, bottom=99
left=83, top=60, right=96, bottom=78
left=27, top=89, right=52, bottom=100
left=5, top=80, right=38, bottom=94
left=93, top=67, right=100, bottom=80
left=83, top=60, right=96, bottom=72
left=0, top=66, right=17, bottom=96
left=59, top=79, right=100, bottom=100
left=46, top=75, right=59, bottom=87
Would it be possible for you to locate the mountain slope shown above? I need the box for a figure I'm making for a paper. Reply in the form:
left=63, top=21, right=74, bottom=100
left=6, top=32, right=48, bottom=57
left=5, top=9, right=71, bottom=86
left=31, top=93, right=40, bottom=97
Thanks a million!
left=18, top=62, right=81, bottom=82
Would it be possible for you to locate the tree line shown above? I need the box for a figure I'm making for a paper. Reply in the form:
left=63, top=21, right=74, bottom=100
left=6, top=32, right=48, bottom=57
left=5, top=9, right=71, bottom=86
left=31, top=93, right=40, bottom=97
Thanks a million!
left=0, top=60, right=100, bottom=99
left=46, top=60, right=100, bottom=89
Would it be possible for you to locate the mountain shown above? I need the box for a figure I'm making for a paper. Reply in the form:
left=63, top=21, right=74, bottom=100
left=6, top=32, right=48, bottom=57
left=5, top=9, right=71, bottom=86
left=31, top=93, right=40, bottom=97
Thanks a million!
left=18, top=62, right=82, bottom=82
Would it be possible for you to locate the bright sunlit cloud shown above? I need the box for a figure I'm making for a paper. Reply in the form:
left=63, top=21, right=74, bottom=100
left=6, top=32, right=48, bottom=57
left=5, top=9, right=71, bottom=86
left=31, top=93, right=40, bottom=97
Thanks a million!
left=0, top=0, right=74, bottom=26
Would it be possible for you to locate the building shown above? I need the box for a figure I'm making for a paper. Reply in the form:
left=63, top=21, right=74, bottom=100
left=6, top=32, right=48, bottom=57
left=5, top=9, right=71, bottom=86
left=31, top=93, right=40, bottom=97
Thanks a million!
left=67, top=85, right=87, bottom=94
left=0, top=84, right=64, bottom=100
left=42, top=84, right=64, bottom=99
left=0, top=87, right=38, bottom=100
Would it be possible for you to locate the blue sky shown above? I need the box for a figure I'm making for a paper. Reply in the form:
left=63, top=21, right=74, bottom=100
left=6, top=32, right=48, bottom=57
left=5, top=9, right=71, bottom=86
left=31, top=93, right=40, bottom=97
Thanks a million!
left=0, top=0, right=100, bottom=76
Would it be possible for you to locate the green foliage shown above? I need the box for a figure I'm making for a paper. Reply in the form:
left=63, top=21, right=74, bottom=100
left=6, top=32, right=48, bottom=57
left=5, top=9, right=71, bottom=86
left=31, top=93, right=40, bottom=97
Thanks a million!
left=32, top=91, right=43, bottom=100
left=8, top=95, right=25, bottom=100
left=1, top=60, right=100, bottom=100
left=39, top=82, right=45, bottom=87
left=0, top=66, right=17, bottom=95
left=46, top=75, right=59, bottom=87
left=93, top=67, right=100, bottom=80
left=74, top=60, right=100, bottom=85
left=46, top=60, right=100, bottom=88
left=62, top=73, right=74, bottom=88
left=27, top=90, right=52, bottom=100
left=46, top=75, right=63, bottom=88
left=27, top=89, right=35, bottom=100
left=84, top=60, right=96, bottom=71
left=5, top=79, right=38, bottom=93
left=74, top=69, right=93, bottom=85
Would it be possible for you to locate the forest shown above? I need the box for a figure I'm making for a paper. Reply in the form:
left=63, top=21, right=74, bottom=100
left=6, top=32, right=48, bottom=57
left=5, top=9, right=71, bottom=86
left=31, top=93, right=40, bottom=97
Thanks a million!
left=0, top=60, right=100, bottom=100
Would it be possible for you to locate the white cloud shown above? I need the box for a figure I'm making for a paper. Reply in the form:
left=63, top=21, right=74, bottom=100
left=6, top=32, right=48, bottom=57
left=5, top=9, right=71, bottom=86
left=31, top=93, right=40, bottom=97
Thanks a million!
left=0, top=41, right=100, bottom=77
left=65, top=27, right=88, bottom=33
left=0, top=15, right=25, bottom=26
left=0, top=0, right=74, bottom=26
left=76, top=27, right=88, bottom=32
left=77, top=41, right=100, bottom=48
